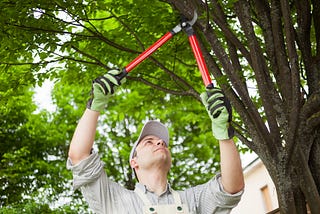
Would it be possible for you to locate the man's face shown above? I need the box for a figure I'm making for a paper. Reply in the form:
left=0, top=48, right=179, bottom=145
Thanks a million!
left=133, top=135, right=172, bottom=172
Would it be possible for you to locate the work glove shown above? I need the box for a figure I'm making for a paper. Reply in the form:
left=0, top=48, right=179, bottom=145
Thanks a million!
left=87, top=69, right=126, bottom=112
left=200, top=87, right=234, bottom=140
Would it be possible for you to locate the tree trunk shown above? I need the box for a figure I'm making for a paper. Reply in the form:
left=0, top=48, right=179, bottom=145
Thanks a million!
left=309, top=138, right=320, bottom=194
left=272, top=165, right=298, bottom=213
left=261, top=136, right=320, bottom=213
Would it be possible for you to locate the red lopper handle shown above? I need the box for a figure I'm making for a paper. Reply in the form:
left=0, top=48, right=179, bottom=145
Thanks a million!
left=124, top=32, right=174, bottom=73
left=188, top=34, right=213, bottom=88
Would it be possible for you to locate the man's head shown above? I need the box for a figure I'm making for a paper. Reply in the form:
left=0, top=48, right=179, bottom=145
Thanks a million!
left=129, top=120, right=171, bottom=180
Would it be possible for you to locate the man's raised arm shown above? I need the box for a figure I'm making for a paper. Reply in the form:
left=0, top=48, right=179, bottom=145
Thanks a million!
left=219, top=139, right=244, bottom=193
left=201, top=87, right=244, bottom=194
left=68, top=69, right=126, bottom=165
left=68, top=109, right=100, bottom=165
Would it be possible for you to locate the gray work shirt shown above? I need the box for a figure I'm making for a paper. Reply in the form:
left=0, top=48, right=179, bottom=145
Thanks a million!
left=67, top=151, right=243, bottom=214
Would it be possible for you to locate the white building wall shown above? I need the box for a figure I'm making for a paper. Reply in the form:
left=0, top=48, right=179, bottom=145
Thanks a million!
left=231, top=158, right=279, bottom=214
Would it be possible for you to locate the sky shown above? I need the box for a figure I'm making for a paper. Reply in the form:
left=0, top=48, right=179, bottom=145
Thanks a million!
left=33, top=79, right=56, bottom=112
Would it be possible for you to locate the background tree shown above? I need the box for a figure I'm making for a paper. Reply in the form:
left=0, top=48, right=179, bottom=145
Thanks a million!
left=1, top=0, right=319, bottom=213
left=1, top=0, right=222, bottom=212
left=0, top=66, right=88, bottom=212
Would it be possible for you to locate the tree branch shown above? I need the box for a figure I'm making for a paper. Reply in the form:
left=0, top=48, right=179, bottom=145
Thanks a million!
left=279, top=0, right=301, bottom=151
left=110, top=11, right=146, bottom=50
left=311, top=0, right=320, bottom=56
left=253, top=0, right=287, bottom=132
left=208, top=0, right=249, bottom=94
left=296, top=0, right=320, bottom=94
left=127, top=76, right=198, bottom=98
left=70, top=45, right=111, bottom=70
left=148, top=57, right=198, bottom=96
left=235, top=0, right=281, bottom=147
left=209, top=0, right=253, bottom=66
left=199, top=40, right=272, bottom=156
left=0, top=59, right=62, bottom=66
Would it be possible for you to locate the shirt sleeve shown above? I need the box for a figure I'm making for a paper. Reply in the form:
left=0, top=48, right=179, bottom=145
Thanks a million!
left=66, top=151, right=129, bottom=214
left=66, top=151, right=105, bottom=190
left=182, top=173, right=244, bottom=214
left=212, top=173, right=243, bottom=206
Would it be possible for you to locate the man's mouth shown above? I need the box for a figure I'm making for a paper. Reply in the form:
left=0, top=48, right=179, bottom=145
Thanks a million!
left=154, top=147, right=166, bottom=152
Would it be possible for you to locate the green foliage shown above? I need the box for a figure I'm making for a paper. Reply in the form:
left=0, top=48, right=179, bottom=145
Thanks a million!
left=0, top=199, right=90, bottom=214
left=0, top=201, right=53, bottom=214
left=0, top=66, right=83, bottom=209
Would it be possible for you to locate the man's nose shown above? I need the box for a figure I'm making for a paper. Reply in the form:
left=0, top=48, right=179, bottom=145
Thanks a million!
left=156, top=139, right=165, bottom=146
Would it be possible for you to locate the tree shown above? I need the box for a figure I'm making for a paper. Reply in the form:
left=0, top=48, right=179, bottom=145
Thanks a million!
left=166, top=0, right=320, bottom=213
left=0, top=66, right=89, bottom=212
left=1, top=0, right=319, bottom=213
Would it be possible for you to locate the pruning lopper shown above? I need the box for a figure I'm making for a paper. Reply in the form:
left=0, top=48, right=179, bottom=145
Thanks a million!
left=117, top=11, right=213, bottom=89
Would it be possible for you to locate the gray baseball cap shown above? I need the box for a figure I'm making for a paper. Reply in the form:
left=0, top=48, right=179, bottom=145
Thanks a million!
left=129, top=120, right=169, bottom=163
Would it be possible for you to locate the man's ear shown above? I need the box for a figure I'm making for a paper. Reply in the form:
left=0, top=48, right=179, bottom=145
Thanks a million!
left=130, top=158, right=138, bottom=169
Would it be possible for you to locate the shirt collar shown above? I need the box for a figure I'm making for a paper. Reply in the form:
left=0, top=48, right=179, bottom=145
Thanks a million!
left=135, top=182, right=172, bottom=195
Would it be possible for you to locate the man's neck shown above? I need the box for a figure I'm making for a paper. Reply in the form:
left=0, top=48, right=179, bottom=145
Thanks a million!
left=138, top=170, right=168, bottom=196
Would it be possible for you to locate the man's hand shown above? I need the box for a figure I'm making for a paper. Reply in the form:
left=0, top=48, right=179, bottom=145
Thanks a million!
left=200, top=87, right=234, bottom=140
left=87, top=69, right=126, bottom=112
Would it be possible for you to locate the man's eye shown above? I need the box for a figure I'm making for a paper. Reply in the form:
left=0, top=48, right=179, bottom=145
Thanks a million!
left=142, top=140, right=152, bottom=146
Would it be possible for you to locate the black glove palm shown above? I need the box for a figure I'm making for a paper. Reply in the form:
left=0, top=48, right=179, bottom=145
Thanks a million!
left=200, top=87, right=234, bottom=140
left=87, top=69, right=126, bottom=112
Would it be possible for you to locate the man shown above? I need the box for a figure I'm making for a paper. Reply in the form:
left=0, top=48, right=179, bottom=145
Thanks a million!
left=67, top=69, right=244, bottom=213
